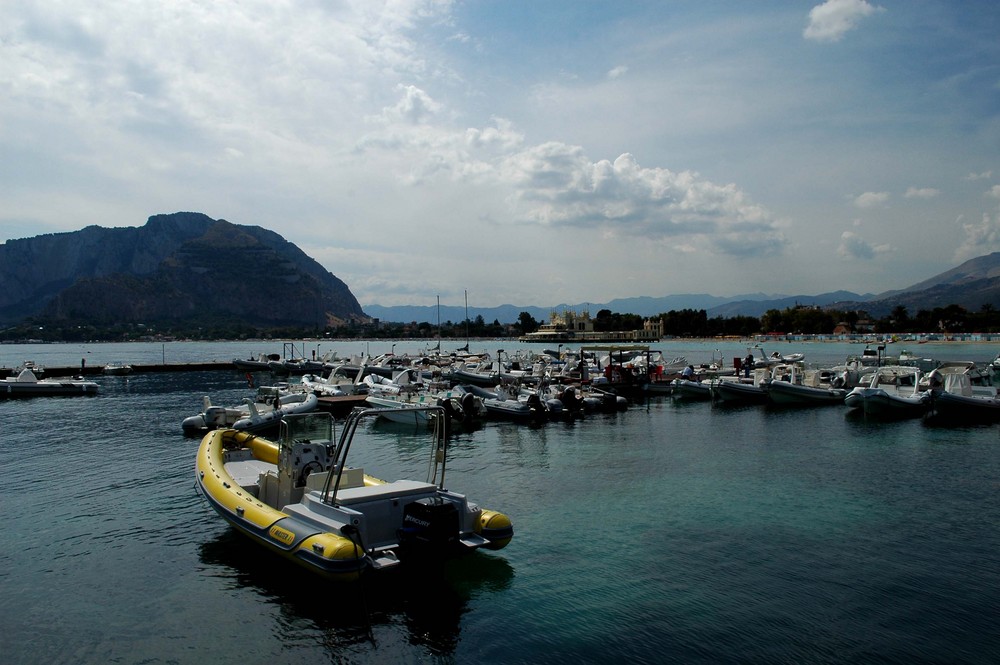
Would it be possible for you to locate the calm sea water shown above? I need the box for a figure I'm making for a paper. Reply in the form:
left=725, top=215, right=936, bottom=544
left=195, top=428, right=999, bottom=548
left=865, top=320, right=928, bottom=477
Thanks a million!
left=2, top=340, right=999, bottom=664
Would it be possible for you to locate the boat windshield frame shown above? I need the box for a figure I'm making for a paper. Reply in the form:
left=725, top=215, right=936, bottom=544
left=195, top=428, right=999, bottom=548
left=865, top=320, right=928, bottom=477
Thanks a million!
left=279, top=411, right=335, bottom=447
left=320, top=405, right=450, bottom=506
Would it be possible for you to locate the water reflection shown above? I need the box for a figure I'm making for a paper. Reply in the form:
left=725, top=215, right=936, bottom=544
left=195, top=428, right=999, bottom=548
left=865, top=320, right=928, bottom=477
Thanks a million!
left=198, top=529, right=514, bottom=656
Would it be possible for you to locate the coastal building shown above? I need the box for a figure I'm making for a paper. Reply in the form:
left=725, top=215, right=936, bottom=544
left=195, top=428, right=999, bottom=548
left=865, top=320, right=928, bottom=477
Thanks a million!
left=518, top=309, right=661, bottom=343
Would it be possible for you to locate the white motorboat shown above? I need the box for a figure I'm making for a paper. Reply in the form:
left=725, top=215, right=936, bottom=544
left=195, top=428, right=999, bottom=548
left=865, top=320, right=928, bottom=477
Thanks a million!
left=268, top=356, right=327, bottom=375
left=301, top=365, right=367, bottom=396
left=15, top=360, right=45, bottom=377
left=926, top=368, right=1000, bottom=424
left=752, top=348, right=805, bottom=368
left=364, top=391, right=436, bottom=425
left=450, top=359, right=507, bottom=388
left=461, top=383, right=548, bottom=420
left=766, top=373, right=847, bottom=407
left=843, top=367, right=929, bottom=418
left=364, top=369, right=485, bottom=426
left=671, top=378, right=714, bottom=401
left=182, top=386, right=317, bottom=434
left=713, top=365, right=797, bottom=405
left=362, top=367, right=430, bottom=395
left=233, top=353, right=279, bottom=372
left=0, top=368, right=98, bottom=398
left=102, top=362, right=133, bottom=375
left=233, top=390, right=318, bottom=433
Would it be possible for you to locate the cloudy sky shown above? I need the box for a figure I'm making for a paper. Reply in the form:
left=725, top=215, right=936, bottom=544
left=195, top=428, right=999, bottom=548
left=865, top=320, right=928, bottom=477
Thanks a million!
left=2, top=1, right=999, bottom=309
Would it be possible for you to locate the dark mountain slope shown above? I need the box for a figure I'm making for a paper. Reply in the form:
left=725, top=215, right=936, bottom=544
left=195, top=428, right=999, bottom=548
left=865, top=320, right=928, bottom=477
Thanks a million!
left=0, top=212, right=366, bottom=328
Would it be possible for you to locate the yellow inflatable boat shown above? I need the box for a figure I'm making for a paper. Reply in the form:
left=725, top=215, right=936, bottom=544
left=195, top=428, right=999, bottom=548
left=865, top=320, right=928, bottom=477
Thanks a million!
left=195, top=406, right=512, bottom=581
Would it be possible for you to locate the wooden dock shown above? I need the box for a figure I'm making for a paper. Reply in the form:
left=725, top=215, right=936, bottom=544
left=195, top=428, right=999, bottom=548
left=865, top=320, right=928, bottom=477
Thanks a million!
left=1, top=361, right=370, bottom=417
left=0, top=361, right=238, bottom=379
left=316, top=394, right=369, bottom=418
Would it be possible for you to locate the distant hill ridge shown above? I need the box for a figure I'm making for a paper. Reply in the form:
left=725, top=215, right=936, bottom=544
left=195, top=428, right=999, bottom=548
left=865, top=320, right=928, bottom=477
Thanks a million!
left=0, top=212, right=367, bottom=327
left=362, top=291, right=869, bottom=325
left=367, top=253, right=1000, bottom=322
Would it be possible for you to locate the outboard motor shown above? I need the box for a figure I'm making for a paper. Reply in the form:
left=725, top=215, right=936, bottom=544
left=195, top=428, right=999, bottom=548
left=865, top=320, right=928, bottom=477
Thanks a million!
left=525, top=392, right=547, bottom=419
left=399, top=497, right=459, bottom=555
left=204, top=406, right=229, bottom=428
left=558, top=386, right=585, bottom=414
left=437, top=396, right=465, bottom=423
left=460, top=391, right=480, bottom=418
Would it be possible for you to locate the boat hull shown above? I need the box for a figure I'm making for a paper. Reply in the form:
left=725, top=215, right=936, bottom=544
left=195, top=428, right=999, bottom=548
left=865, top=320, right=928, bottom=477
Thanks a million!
left=714, top=380, right=768, bottom=404
left=195, top=429, right=366, bottom=581
left=847, top=389, right=928, bottom=419
left=233, top=393, right=319, bottom=433
left=766, top=381, right=846, bottom=407
left=0, top=378, right=99, bottom=398
left=364, top=394, right=432, bottom=424
left=671, top=379, right=713, bottom=401
left=927, top=390, right=1000, bottom=424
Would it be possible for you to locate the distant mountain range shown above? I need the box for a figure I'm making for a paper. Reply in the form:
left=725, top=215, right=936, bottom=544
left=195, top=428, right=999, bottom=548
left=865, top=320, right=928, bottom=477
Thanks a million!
left=362, top=291, right=872, bottom=325
left=3, top=211, right=999, bottom=329
left=366, top=253, right=1000, bottom=323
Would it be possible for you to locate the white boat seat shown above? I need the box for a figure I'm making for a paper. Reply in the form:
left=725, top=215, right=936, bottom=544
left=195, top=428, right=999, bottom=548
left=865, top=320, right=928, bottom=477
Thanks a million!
left=224, top=459, right=274, bottom=492
left=332, top=479, right=437, bottom=505
left=304, top=468, right=365, bottom=491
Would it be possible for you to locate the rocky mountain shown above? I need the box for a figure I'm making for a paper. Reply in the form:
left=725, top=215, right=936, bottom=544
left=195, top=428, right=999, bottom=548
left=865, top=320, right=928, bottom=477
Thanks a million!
left=0, top=212, right=367, bottom=328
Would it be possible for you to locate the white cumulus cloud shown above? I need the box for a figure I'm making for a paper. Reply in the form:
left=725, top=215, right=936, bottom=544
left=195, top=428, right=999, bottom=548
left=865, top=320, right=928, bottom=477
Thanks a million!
left=954, top=211, right=1000, bottom=263
left=607, top=66, right=628, bottom=80
left=838, top=230, right=892, bottom=260
left=854, top=191, right=890, bottom=208
left=904, top=187, right=940, bottom=199
left=498, top=147, right=786, bottom=256
left=804, top=0, right=882, bottom=43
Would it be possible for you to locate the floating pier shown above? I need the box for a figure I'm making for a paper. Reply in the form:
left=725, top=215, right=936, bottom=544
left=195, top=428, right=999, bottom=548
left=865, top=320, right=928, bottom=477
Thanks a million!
left=0, top=361, right=237, bottom=379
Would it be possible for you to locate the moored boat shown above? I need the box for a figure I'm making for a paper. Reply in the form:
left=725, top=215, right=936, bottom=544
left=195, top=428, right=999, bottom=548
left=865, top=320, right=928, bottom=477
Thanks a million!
left=301, top=366, right=367, bottom=396
left=713, top=364, right=797, bottom=405
left=0, top=368, right=98, bottom=398
left=233, top=390, right=318, bottom=433
left=766, top=379, right=846, bottom=407
left=194, top=408, right=513, bottom=581
left=671, top=378, right=714, bottom=401
left=182, top=386, right=318, bottom=434
left=713, top=377, right=768, bottom=404
left=462, top=383, right=548, bottom=420
left=843, top=367, right=928, bottom=419
left=233, top=353, right=279, bottom=372
left=925, top=370, right=1000, bottom=424
left=102, top=361, right=133, bottom=375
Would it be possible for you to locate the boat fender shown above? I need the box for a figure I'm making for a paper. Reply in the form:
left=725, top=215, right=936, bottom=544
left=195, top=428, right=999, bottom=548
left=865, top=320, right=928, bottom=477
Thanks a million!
left=477, top=510, right=514, bottom=550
